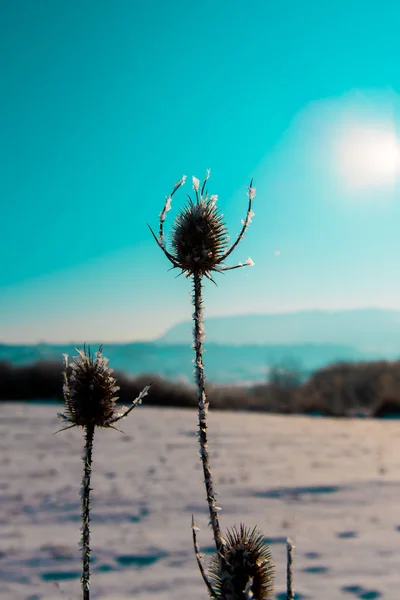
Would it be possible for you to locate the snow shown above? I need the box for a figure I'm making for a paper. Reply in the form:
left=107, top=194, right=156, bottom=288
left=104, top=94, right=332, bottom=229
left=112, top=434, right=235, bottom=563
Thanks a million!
left=0, top=403, right=400, bottom=599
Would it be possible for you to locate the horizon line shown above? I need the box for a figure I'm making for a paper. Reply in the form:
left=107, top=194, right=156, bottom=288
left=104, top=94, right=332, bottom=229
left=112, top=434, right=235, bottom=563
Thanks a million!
left=2, top=305, right=399, bottom=346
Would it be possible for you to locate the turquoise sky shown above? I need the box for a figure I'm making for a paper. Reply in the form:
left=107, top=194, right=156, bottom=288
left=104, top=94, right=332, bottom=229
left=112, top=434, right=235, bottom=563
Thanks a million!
left=2, top=0, right=400, bottom=343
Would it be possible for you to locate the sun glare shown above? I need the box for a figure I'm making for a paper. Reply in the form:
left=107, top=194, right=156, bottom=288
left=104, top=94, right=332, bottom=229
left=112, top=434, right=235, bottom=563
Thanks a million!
left=335, top=123, right=400, bottom=191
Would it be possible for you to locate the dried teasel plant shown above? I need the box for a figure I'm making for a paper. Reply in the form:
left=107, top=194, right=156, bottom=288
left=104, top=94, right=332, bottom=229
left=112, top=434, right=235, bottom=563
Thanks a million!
left=150, top=171, right=275, bottom=598
left=57, top=345, right=150, bottom=600
left=207, top=525, right=275, bottom=600
left=148, top=170, right=255, bottom=281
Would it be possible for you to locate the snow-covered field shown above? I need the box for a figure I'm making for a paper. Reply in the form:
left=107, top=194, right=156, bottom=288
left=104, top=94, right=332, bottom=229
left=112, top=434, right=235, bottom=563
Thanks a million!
left=1, top=402, right=400, bottom=599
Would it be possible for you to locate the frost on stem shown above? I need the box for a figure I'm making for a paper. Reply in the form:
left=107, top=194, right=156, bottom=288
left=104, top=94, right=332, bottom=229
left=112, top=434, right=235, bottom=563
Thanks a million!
left=208, top=525, right=275, bottom=600
left=191, top=272, right=224, bottom=557
left=80, top=423, right=94, bottom=599
left=149, top=170, right=275, bottom=600
left=56, top=345, right=150, bottom=600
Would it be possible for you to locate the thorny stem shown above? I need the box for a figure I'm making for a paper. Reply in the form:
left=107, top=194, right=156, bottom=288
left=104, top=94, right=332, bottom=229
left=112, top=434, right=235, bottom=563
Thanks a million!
left=81, top=424, right=95, bottom=600
left=192, top=271, right=224, bottom=559
left=286, top=538, right=295, bottom=600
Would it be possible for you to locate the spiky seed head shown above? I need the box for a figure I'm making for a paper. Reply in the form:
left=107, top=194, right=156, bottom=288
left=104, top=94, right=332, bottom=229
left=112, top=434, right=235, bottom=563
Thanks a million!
left=170, top=192, right=228, bottom=277
left=150, top=171, right=255, bottom=279
left=208, top=525, right=275, bottom=600
left=59, top=345, right=121, bottom=428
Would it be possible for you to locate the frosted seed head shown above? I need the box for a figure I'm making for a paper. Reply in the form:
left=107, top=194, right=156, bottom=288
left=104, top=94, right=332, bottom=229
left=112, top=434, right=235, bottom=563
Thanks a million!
left=170, top=190, right=229, bottom=277
left=151, top=173, right=256, bottom=279
left=59, top=345, right=121, bottom=429
left=208, top=525, right=275, bottom=599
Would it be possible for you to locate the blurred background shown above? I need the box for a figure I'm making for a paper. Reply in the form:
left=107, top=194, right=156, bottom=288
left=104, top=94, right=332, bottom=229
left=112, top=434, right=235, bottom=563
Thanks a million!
left=3, top=4, right=400, bottom=599
left=2, top=0, right=400, bottom=414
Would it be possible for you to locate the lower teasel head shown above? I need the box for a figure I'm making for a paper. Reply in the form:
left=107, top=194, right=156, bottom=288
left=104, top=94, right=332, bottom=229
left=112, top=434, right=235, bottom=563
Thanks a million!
left=59, top=345, right=121, bottom=429
left=208, top=525, right=275, bottom=600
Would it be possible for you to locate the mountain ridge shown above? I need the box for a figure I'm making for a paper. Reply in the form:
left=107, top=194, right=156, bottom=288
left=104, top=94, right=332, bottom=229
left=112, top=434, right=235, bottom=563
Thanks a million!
left=1, top=309, right=399, bottom=384
left=157, top=308, right=400, bottom=351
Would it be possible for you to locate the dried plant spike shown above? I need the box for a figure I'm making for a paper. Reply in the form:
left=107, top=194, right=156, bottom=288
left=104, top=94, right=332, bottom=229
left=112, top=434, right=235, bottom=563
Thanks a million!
left=148, top=171, right=255, bottom=279
left=208, top=524, right=275, bottom=600
left=58, top=345, right=149, bottom=430
left=56, top=345, right=150, bottom=599
left=150, top=172, right=261, bottom=598
left=58, top=345, right=120, bottom=429
left=286, top=538, right=295, bottom=600
left=170, top=192, right=229, bottom=278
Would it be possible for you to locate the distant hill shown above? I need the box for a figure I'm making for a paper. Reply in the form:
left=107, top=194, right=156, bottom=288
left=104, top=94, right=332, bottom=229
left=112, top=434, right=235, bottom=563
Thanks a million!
left=1, top=308, right=399, bottom=385
left=158, top=308, right=400, bottom=352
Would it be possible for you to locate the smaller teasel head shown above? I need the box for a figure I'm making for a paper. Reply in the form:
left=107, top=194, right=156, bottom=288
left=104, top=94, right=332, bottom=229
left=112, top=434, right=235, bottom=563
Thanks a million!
left=149, top=170, right=256, bottom=281
left=208, top=525, right=275, bottom=599
left=58, top=345, right=149, bottom=430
